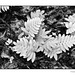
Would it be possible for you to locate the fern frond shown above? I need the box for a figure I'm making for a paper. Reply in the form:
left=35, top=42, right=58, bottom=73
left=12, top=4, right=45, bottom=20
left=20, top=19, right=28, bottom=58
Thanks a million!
left=43, top=34, right=75, bottom=60
left=65, top=14, right=75, bottom=23
left=11, top=37, right=39, bottom=62
left=64, top=21, right=75, bottom=34
left=30, top=9, right=45, bottom=19
left=66, top=24, right=75, bottom=34
left=43, top=36, right=59, bottom=52
left=21, top=17, right=43, bottom=37
left=0, top=6, right=9, bottom=13
left=63, top=14, right=75, bottom=34
left=43, top=36, right=61, bottom=60
left=44, top=45, right=62, bottom=60
left=12, top=37, right=28, bottom=54
left=58, top=34, right=75, bottom=52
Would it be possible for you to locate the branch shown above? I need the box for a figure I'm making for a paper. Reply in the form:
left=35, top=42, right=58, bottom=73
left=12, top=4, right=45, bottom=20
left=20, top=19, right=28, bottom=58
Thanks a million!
left=0, top=18, right=10, bottom=28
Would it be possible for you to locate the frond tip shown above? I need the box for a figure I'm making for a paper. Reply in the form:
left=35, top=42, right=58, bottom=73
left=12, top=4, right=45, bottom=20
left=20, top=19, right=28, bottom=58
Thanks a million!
left=0, top=6, right=9, bottom=12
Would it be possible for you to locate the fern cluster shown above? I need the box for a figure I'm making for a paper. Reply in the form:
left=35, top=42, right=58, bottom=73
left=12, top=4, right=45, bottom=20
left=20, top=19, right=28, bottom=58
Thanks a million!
left=5, top=9, right=75, bottom=62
